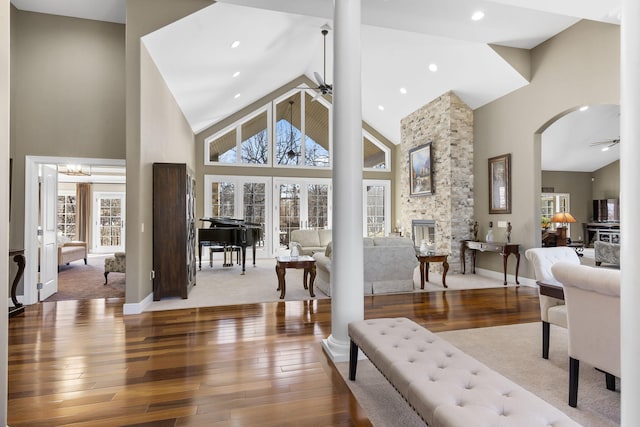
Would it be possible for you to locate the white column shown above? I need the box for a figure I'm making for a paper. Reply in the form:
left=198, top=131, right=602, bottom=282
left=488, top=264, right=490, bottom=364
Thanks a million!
left=322, top=0, right=364, bottom=362
left=621, top=1, right=640, bottom=425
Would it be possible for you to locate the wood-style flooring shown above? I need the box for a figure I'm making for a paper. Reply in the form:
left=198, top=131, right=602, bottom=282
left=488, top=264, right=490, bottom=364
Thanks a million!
left=7, top=287, right=541, bottom=426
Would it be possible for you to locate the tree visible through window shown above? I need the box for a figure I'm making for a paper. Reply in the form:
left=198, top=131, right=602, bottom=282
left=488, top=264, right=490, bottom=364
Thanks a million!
left=57, top=195, right=76, bottom=239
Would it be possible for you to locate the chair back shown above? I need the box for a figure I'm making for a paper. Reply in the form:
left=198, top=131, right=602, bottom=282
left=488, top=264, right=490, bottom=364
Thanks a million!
left=551, top=262, right=621, bottom=377
left=525, top=247, right=579, bottom=285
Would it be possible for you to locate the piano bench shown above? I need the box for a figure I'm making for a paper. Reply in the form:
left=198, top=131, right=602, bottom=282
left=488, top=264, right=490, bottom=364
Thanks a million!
left=208, top=245, right=241, bottom=267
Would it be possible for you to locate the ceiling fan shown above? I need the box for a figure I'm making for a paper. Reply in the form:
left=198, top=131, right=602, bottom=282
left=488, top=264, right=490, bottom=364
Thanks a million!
left=300, top=24, right=333, bottom=100
left=589, top=138, right=620, bottom=152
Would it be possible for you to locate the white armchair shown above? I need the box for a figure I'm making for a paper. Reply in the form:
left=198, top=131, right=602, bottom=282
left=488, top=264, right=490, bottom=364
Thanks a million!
left=551, top=262, right=620, bottom=407
left=524, top=247, right=580, bottom=359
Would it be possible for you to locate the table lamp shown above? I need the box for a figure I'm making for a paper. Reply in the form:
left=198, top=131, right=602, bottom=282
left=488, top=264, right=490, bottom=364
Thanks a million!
left=551, top=211, right=576, bottom=246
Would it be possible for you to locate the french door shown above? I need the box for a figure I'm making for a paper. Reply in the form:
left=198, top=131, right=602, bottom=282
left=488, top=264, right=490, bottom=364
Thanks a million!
left=93, top=192, right=126, bottom=253
left=204, top=175, right=270, bottom=256
left=273, top=178, right=332, bottom=253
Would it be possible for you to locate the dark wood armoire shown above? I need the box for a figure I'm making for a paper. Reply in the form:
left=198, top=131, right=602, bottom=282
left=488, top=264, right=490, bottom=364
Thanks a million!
left=152, top=163, right=196, bottom=300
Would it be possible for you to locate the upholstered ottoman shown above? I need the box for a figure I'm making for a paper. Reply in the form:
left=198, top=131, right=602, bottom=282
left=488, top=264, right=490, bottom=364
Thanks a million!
left=349, top=318, right=581, bottom=427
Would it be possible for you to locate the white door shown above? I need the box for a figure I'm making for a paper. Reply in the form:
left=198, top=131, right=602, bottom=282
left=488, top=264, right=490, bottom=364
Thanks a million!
left=93, top=192, right=126, bottom=253
left=40, top=164, right=58, bottom=300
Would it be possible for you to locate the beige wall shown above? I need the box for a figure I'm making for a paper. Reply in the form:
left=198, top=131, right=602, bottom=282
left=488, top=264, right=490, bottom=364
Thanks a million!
left=126, top=0, right=213, bottom=304
left=473, top=19, right=619, bottom=279
left=592, top=160, right=620, bottom=199
left=541, top=171, right=592, bottom=241
left=2, top=0, right=10, bottom=423
left=9, top=9, right=125, bottom=251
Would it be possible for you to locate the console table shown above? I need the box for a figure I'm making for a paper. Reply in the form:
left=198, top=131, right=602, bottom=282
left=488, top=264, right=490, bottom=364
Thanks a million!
left=460, top=240, right=520, bottom=286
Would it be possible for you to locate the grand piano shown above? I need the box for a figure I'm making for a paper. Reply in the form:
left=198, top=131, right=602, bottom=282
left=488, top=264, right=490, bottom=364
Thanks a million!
left=198, top=217, right=263, bottom=274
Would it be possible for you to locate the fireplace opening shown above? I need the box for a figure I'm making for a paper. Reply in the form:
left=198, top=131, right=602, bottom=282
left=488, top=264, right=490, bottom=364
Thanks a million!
left=412, top=220, right=436, bottom=249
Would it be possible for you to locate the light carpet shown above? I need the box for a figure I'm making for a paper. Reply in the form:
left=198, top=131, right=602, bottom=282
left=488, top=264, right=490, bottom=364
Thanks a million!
left=335, top=322, right=619, bottom=427
left=145, top=257, right=517, bottom=312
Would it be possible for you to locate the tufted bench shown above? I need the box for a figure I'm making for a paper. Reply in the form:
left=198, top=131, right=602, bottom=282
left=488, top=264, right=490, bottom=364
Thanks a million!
left=348, top=318, right=581, bottom=427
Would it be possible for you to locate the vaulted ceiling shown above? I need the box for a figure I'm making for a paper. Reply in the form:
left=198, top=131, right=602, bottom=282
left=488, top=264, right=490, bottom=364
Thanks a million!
left=11, top=0, right=622, bottom=171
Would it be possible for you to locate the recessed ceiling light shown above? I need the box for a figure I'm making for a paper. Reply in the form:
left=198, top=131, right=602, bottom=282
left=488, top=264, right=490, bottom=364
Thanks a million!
left=471, top=11, right=485, bottom=21
left=602, top=146, right=610, bottom=152
left=400, top=87, right=407, bottom=95
left=231, top=40, right=240, bottom=49
left=234, top=93, right=241, bottom=99
left=579, top=105, right=589, bottom=111
left=428, top=63, right=438, bottom=72
left=378, top=105, right=385, bottom=111
left=232, top=71, right=240, bottom=78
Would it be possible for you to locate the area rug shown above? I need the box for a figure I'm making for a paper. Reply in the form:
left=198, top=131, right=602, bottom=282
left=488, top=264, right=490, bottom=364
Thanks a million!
left=44, top=254, right=125, bottom=302
left=144, top=257, right=520, bottom=311
left=335, top=322, right=619, bottom=427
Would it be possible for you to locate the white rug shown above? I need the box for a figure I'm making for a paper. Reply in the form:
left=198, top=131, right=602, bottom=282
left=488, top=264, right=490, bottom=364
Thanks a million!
left=335, top=322, right=619, bottom=427
left=145, top=257, right=517, bottom=311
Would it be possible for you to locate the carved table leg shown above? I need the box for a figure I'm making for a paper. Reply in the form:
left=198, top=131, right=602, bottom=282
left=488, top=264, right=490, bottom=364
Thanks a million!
left=419, top=261, right=425, bottom=289
left=514, top=252, right=521, bottom=285
left=308, top=264, right=316, bottom=298
left=442, top=257, right=449, bottom=288
left=9, top=252, right=26, bottom=317
left=276, top=264, right=286, bottom=299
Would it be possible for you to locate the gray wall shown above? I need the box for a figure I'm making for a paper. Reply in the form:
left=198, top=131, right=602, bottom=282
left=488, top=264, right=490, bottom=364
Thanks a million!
left=9, top=9, right=125, bottom=251
left=473, top=19, right=620, bottom=279
left=593, top=160, right=620, bottom=199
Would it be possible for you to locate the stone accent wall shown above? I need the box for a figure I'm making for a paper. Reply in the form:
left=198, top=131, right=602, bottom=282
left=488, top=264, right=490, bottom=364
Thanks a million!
left=399, top=91, right=474, bottom=273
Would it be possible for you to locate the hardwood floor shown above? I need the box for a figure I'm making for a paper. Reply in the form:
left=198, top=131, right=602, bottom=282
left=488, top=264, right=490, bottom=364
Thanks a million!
left=7, top=287, right=540, bottom=426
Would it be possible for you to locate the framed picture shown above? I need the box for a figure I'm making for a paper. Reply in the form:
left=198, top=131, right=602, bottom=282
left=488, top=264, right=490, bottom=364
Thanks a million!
left=488, top=153, right=511, bottom=214
left=409, top=142, right=434, bottom=196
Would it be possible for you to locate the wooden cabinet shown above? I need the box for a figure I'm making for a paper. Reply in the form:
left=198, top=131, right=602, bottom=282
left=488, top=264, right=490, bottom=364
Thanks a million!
left=152, top=163, right=197, bottom=300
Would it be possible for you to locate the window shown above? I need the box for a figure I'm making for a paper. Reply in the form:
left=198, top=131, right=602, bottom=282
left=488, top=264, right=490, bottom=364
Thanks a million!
left=204, top=90, right=332, bottom=168
left=363, top=131, right=390, bottom=170
left=57, top=192, right=76, bottom=239
left=363, top=180, right=391, bottom=237
left=541, top=192, right=570, bottom=231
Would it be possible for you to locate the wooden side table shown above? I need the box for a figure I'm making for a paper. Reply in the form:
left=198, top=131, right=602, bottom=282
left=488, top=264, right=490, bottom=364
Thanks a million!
left=275, top=256, right=316, bottom=299
left=416, top=253, right=449, bottom=288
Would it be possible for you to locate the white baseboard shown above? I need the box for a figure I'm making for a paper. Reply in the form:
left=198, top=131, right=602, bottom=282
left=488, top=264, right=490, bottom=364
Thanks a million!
left=7, top=295, right=25, bottom=307
left=473, top=267, right=536, bottom=288
left=122, top=292, right=153, bottom=315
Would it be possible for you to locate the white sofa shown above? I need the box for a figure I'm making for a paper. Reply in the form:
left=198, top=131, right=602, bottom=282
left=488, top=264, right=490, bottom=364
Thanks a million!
left=551, top=262, right=620, bottom=407
left=290, top=229, right=332, bottom=256
left=312, top=237, right=419, bottom=296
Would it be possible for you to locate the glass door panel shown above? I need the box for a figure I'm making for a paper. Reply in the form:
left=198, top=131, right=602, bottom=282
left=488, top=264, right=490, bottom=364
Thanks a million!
left=93, top=193, right=125, bottom=253
left=307, top=184, right=328, bottom=229
left=277, top=183, right=300, bottom=249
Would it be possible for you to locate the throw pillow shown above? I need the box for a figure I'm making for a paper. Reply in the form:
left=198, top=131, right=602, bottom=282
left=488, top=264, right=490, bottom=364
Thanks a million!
left=325, top=241, right=332, bottom=259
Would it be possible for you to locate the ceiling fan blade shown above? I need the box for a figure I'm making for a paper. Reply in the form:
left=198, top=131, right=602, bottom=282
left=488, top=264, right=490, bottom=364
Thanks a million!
left=589, top=138, right=620, bottom=146
left=314, top=71, right=326, bottom=87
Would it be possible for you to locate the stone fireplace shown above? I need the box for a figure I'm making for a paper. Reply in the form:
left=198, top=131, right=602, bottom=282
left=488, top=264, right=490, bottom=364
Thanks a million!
left=399, top=91, right=474, bottom=273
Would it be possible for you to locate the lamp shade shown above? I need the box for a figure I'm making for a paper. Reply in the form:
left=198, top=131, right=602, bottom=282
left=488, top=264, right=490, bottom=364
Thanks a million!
left=551, top=212, right=576, bottom=224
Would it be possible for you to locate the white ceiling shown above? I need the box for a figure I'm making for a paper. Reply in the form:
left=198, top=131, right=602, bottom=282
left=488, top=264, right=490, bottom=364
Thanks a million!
left=10, top=0, right=622, bottom=171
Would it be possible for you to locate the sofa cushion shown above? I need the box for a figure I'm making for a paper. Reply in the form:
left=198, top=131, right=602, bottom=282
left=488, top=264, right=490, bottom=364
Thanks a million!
left=319, top=229, right=332, bottom=246
left=363, top=237, right=374, bottom=247
left=291, top=229, right=321, bottom=247
left=372, top=237, right=414, bottom=247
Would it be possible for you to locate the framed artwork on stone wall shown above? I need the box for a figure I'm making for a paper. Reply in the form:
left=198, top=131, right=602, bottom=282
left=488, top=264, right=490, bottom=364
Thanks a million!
left=409, top=142, right=434, bottom=196
left=488, top=153, right=511, bottom=214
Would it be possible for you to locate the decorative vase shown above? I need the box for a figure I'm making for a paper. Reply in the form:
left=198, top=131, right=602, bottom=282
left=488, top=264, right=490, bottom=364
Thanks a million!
left=485, top=229, right=494, bottom=242
left=420, top=239, right=429, bottom=254
left=290, top=243, right=299, bottom=259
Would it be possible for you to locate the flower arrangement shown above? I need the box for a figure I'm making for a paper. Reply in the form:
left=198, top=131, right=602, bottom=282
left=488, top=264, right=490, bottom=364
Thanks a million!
left=541, top=216, right=551, bottom=229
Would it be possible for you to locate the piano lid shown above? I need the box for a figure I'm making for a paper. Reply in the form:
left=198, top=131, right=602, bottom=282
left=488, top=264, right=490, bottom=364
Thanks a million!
left=200, top=217, right=261, bottom=228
